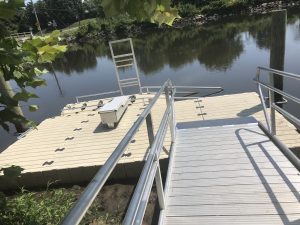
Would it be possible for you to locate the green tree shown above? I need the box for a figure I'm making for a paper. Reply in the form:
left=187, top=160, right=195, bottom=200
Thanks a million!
left=0, top=1, right=66, bottom=132
left=17, top=0, right=97, bottom=32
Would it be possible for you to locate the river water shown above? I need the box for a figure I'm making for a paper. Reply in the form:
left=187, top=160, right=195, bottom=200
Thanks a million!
left=1, top=9, right=300, bottom=151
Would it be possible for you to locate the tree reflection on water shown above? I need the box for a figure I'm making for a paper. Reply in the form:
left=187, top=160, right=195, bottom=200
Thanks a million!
left=51, top=10, right=299, bottom=75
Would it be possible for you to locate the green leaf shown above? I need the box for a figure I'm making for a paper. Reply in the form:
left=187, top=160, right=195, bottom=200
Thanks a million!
left=0, top=24, right=66, bottom=132
left=25, top=120, right=37, bottom=129
left=157, top=4, right=165, bottom=11
left=26, top=79, right=47, bottom=88
left=0, top=94, right=18, bottom=106
left=101, top=0, right=124, bottom=17
left=13, top=70, right=24, bottom=79
left=38, top=44, right=67, bottom=63
left=44, top=30, right=61, bottom=44
left=29, top=105, right=39, bottom=112
left=1, top=165, right=24, bottom=178
left=13, top=90, right=38, bottom=102
left=24, top=38, right=43, bottom=49
left=101, top=0, right=179, bottom=25
left=26, top=78, right=46, bottom=88
left=0, top=0, right=24, bottom=18
left=52, top=45, right=67, bottom=52
left=151, top=7, right=180, bottom=26
left=0, top=108, right=24, bottom=122
left=0, top=39, right=23, bottom=65
left=34, top=68, right=48, bottom=75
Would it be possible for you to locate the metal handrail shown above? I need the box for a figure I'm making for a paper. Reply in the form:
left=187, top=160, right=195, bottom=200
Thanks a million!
left=255, top=80, right=300, bottom=105
left=141, top=85, right=223, bottom=100
left=258, top=121, right=300, bottom=170
left=254, top=66, right=300, bottom=135
left=61, top=80, right=172, bottom=225
left=142, top=85, right=223, bottom=93
left=75, top=85, right=223, bottom=103
left=123, top=89, right=175, bottom=225
left=258, top=66, right=300, bottom=80
left=75, top=90, right=121, bottom=103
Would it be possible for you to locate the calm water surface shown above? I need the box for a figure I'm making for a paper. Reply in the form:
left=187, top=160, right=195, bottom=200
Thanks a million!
left=1, top=9, right=300, bottom=151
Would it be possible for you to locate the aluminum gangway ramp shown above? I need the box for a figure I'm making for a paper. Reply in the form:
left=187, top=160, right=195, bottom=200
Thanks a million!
left=62, top=77, right=300, bottom=225
left=161, top=117, right=300, bottom=225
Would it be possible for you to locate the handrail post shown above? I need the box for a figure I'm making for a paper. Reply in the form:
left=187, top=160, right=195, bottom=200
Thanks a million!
left=146, top=110, right=165, bottom=210
left=268, top=72, right=276, bottom=135
left=154, top=154, right=165, bottom=210
left=165, top=84, right=175, bottom=143
left=256, top=68, right=272, bottom=133
left=255, top=66, right=300, bottom=135
left=146, top=111, right=166, bottom=211
left=269, top=89, right=276, bottom=135
left=146, top=113, right=154, bottom=146
left=170, top=87, right=176, bottom=142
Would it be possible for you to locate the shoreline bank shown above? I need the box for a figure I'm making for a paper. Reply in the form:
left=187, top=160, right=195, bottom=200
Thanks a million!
left=64, top=1, right=300, bottom=43
left=174, top=0, right=300, bottom=27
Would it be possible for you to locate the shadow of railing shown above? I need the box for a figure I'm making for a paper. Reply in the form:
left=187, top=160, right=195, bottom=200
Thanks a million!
left=236, top=127, right=300, bottom=225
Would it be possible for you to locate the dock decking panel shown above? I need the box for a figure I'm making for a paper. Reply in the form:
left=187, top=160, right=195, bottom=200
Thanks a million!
left=1, top=92, right=299, bottom=190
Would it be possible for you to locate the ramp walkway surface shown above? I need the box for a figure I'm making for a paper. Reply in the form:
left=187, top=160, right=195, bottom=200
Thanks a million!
left=161, top=117, right=300, bottom=225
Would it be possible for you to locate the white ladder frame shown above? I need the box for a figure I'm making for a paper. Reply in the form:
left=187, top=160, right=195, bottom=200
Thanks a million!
left=109, top=38, right=142, bottom=95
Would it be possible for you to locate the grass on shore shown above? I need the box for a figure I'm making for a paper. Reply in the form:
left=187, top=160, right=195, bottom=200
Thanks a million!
left=66, top=18, right=98, bottom=29
left=0, top=183, right=157, bottom=225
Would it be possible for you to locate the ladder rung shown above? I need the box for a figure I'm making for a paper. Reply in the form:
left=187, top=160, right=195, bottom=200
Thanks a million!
left=114, top=53, right=133, bottom=59
left=115, top=58, right=133, bottom=63
left=110, top=38, right=131, bottom=44
left=120, top=81, right=138, bottom=86
left=116, top=63, right=133, bottom=68
left=120, top=78, right=138, bottom=83
left=121, top=82, right=139, bottom=88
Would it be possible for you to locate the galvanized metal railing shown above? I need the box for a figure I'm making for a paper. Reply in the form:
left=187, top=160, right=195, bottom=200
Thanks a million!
left=254, top=66, right=300, bottom=170
left=254, top=66, right=300, bottom=135
left=75, top=85, right=223, bottom=103
left=61, top=80, right=175, bottom=225
left=141, top=85, right=223, bottom=101
left=75, top=90, right=121, bottom=103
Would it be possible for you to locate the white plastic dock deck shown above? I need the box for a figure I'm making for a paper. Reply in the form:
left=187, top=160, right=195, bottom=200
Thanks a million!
left=161, top=117, right=300, bottom=225
left=0, top=92, right=299, bottom=190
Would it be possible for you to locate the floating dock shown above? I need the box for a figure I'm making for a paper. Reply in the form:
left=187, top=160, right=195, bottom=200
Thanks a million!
left=0, top=92, right=299, bottom=190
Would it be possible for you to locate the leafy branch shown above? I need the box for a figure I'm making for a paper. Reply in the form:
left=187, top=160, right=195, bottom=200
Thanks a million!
left=0, top=1, right=67, bottom=132
left=101, top=0, right=180, bottom=26
left=0, top=31, right=67, bottom=132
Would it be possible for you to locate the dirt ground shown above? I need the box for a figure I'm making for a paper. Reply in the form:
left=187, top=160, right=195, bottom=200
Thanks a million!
left=75, top=183, right=158, bottom=225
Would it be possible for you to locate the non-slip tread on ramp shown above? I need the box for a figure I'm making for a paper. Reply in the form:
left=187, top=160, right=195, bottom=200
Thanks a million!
left=162, top=117, right=300, bottom=225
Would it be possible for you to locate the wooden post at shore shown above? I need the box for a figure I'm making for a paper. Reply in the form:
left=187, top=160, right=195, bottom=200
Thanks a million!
left=0, top=74, right=27, bottom=133
left=269, top=9, right=287, bottom=134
